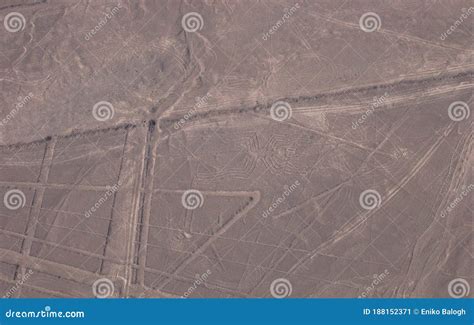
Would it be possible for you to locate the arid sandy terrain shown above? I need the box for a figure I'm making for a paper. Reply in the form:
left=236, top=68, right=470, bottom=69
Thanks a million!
left=0, top=0, right=472, bottom=299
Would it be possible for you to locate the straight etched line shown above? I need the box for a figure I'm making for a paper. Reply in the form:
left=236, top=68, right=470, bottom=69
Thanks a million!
left=16, top=137, right=56, bottom=294
left=137, top=120, right=158, bottom=286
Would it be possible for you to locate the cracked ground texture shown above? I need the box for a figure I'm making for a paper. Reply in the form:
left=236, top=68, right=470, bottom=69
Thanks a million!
left=0, top=0, right=472, bottom=298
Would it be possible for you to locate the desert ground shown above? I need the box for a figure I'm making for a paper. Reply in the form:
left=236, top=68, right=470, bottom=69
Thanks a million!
left=0, top=0, right=472, bottom=298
